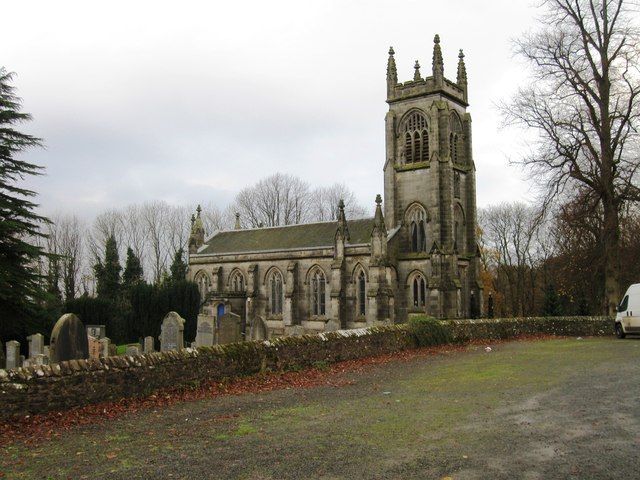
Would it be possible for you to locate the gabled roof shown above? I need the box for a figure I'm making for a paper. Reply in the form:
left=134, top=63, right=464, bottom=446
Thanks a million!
left=196, top=218, right=375, bottom=255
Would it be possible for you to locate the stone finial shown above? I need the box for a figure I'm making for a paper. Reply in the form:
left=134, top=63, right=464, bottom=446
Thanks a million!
left=386, top=46, right=398, bottom=97
left=190, top=213, right=195, bottom=226
left=335, top=198, right=350, bottom=242
left=457, top=49, right=468, bottom=101
left=234, top=212, right=241, bottom=230
left=372, top=194, right=386, bottom=235
left=189, top=205, right=206, bottom=254
left=413, top=60, right=421, bottom=81
left=375, top=194, right=382, bottom=205
left=432, top=34, right=444, bottom=86
left=196, top=204, right=202, bottom=217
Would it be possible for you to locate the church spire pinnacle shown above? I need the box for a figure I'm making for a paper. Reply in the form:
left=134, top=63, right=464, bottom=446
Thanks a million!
left=413, top=60, right=421, bottom=81
left=386, top=46, right=397, bottom=98
left=372, top=194, right=386, bottom=235
left=457, top=49, right=468, bottom=102
left=432, top=34, right=444, bottom=87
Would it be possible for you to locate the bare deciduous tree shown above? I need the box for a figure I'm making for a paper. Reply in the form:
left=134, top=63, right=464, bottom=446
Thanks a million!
left=308, top=183, right=368, bottom=221
left=501, top=0, right=640, bottom=314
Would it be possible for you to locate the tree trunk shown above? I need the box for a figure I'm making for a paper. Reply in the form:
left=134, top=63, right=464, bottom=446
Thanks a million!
left=602, top=198, right=620, bottom=316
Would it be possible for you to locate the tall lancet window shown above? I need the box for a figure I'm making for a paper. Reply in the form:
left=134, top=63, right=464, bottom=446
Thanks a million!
left=357, top=270, right=366, bottom=317
left=412, top=274, right=427, bottom=308
left=406, top=203, right=428, bottom=253
left=269, top=270, right=283, bottom=315
left=311, top=268, right=326, bottom=316
left=402, top=112, right=429, bottom=164
left=450, top=112, right=464, bottom=164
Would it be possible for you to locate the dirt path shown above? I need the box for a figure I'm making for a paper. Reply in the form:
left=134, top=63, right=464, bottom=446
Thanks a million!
left=2, top=337, right=639, bottom=479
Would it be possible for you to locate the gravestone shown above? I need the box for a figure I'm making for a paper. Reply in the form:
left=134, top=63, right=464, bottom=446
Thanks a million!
left=49, top=313, right=89, bottom=363
left=99, top=337, right=111, bottom=357
left=86, top=325, right=106, bottom=339
left=88, top=335, right=102, bottom=359
left=108, top=343, right=117, bottom=357
left=218, top=312, right=242, bottom=344
left=160, top=312, right=185, bottom=351
left=33, top=354, right=48, bottom=366
left=144, top=336, right=154, bottom=353
left=125, top=343, right=141, bottom=356
left=27, top=333, right=44, bottom=358
left=248, top=316, right=268, bottom=341
left=6, top=341, right=20, bottom=369
left=43, top=346, right=50, bottom=358
left=195, top=315, right=215, bottom=347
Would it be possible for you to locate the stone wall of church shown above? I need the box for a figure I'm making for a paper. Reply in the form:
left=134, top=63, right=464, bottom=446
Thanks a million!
left=188, top=246, right=387, bottom=338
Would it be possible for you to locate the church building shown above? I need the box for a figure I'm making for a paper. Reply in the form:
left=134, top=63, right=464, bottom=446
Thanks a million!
left=188, top=35, right=482, bottom=338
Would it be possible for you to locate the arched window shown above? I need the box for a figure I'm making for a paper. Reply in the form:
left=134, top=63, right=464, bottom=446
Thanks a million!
left=402, top=112, right=429, bottom=164
left=450, top=113, right=463, bottom=165
left=310, top=268, right=326, bottom=316
left=194, top=271, right=210, bottom=300
left=229, top=270, right=245, bottom=293
left=454, top=204, right=465, bottom=252
left=406, top=204, right=428, bottom=253
left=357, top=270, right=366, bottom=316
left=454, top=171, right=461, bottom=198
left=268, top=270, right=283, bottom=315
left=411, top=274, right=427, bottom=308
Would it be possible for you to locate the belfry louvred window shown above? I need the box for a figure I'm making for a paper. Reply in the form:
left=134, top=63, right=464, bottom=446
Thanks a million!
left=403, top=112, right=429, bottom=164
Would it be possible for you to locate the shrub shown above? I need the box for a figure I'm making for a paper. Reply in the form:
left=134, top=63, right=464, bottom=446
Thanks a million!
left=407, top=316, right=453, bottom=347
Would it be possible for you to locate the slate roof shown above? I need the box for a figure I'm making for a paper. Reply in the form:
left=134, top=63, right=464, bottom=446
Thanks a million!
left=197, top=218, right=375, bottom=255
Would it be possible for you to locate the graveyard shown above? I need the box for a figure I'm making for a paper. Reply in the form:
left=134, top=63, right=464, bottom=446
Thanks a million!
left=1, top=337, right=638, bottom=479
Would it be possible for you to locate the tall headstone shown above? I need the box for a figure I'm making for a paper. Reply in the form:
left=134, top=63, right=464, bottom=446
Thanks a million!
left=27, top=333, right=45, bottom=358
left=218, top=312, right=242, bottom=344
left=144, top=336, right=155, bottom=353
left=6, top=341, right=20, bottom=370
left=99, top=337, right=111, bottom=358
left=49, top=313, right=89, bottom=363
left=248, top=316, right=268, bottom=341
left=195, top=314, right=215, bottom=347
left=160, top=311, right=185, bottom=351
left=88, top=335, right=102, bottom=359
left=86, top=325, right=106, bottom=339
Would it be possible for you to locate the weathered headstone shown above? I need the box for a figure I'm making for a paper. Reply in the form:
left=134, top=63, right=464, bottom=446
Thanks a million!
left=49, top=313, right=89, bottom=363
left=108, top=343, right=117, bottom=357
left=160, top=312, right=185, bottom=351
left=248, top=316, right=268, bottom=341
left=43, top=346, right=50, bottom=358
left=195, top=314, right=215, bottom=347
left=88, top=335, right=102, bottom=359
left=6, top=341, right=20, bottom=370
left=99, top=337, right=111, bottom=358
left=125, top=343, right=141, bottom=356
left=86, top=325, right=106, bottom=339
left=27, top=333, right=45, bottom=358
left=218, top=312, right=242, bottom=344
left=33, top=354, right=48, bottom=366
left=144, top=336, right=154, bottom=353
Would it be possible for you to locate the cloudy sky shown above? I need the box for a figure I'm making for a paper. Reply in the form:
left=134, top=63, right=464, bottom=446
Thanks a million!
left=6, top=0, right=541, bottom=220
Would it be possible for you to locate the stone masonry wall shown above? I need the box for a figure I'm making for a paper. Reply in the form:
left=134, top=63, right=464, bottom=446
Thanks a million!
left=0, top=317, right=612, bottom=419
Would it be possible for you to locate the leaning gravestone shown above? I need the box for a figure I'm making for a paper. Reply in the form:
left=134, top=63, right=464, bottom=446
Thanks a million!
left=248, top=316, right=268, bottom=341
left=144, top=336, right=154, bottom=353
left=218, top=312, right=242, bottom=344
left=195, top=315, right=215, bottom=347
left=27, top=333, right=44, bottom=358
left=160, top=312, right=185, bottom=351
left=49, top=313, right=89, bottom=363
left=6, top=341, right=20, bottom=370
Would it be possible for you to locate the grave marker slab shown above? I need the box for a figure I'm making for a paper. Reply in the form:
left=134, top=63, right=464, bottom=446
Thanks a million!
left=49, top=313, right=89, bottom=363
left=86, top=325, right=106, bottom=340
left=88, top=335, right=102, bottom=359
left=6, top=341, right=20, bottom=370
left=195, top=315, right=215, bottom=347
left=99, top=337, right=111, bottom=358
left=248, top=316, right=268, bottom=341
left=27, top=333, right=44, bottom=358
left=160, top=312, right=185, bottom=351
left=144, top=336, right=154, bottom=353
left=125, top=343, right=141, bottom=356
left=218, top=312, right=242, bottom=344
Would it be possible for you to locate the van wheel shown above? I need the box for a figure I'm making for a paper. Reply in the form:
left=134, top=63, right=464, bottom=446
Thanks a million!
left=615, top=323, right=626, bottom=339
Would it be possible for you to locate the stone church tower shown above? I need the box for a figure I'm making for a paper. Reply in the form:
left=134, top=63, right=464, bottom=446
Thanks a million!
left=383, top=35, right=482, bottom=319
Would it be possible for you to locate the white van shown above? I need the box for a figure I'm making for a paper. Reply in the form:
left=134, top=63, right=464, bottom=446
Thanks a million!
left=615, top=283, right=640, bottom=338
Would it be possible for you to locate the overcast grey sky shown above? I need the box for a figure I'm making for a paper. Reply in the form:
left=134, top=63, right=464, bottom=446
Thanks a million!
left=5, top=0, right=540, bottom=219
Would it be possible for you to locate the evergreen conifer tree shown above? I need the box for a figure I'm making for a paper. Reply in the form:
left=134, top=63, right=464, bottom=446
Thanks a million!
left=94, top=235, right=121, bottom=300
left=0, top=68, right=51, bottom=340
left=169, top=248, right=188, bottom=282
left=122, top=247, right=143, bottom=288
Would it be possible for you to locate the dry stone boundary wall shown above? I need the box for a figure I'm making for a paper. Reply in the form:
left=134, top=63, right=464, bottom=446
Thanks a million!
left=0, top=317, right=612, bottom=419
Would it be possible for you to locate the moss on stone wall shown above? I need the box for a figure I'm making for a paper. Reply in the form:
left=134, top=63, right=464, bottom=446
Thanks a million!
left=0, top=317, right=612, bottom=419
